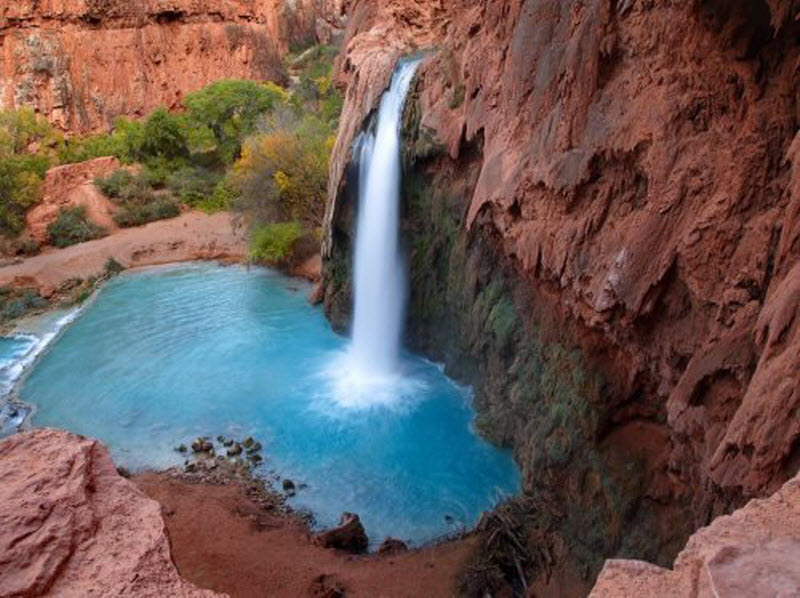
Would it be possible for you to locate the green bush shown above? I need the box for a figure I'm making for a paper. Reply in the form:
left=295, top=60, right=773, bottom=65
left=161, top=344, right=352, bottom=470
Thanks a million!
left=0, top=110, right=55, bottom=236
left=249, top=221, right=303, bottom=263
left=104, top=257, right=125, bottom=275
left=48, top=206, right=107, bottom=248
left=57, top=117, right=144, bottom=164
left=233, top=110, right=331, bottom=226
left=138, top=108, right=189, bottom=161
left=113, top=197, right=180, bottom=227
left=166, top=166, right=221, bottom=205
left=95, top=169, right=134, bottom=197
left=95, top=169, right=154, bottom=205
left=192, top=177, right=237, bottom=213
left=183, top=80, right=287, bottom=164
left=0, top=287, right=48, bottom=322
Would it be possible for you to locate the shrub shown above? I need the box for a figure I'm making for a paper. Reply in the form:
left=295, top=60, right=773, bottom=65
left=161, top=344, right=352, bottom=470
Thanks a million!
left=95, top=169, right=134, bottom=197
left=165, top=166, right=221, bottom=205
left=0, top=287, right=48, bottom=322
left=48, top=206, right=106, bottom=247
left=113, top=197, right=180, bottom=227
left=95, top=169, right=156, bottom=205
left=195, top=177, right=237, bottom=213
left=249, top=221, right=303, bottom=263
left=57, top=117, right=144, bottom=164
left=233, top=110, right=330, bottom=226
left=0, top=108, right=55, bottom=155
left=0, top=159, right=44, bottom=235
left=104, top=257, right=125, bottom=275
left=138, top=108, right=189, bottom=161
left=0, top=111, right=52, bottom=236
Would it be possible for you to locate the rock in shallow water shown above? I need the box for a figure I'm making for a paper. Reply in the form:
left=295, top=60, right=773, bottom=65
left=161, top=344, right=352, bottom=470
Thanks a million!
left=0, top=428, right=218, bottom=597
left=314, top=512, right=369, bottom=554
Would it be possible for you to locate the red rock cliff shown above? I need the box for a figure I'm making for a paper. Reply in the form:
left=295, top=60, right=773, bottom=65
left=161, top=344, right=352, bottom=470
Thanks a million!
left=0, top=428, right=220, bottom=596
left=0, top=0, right=345, bottom=131
left=323, top=0, right=800, bottom=590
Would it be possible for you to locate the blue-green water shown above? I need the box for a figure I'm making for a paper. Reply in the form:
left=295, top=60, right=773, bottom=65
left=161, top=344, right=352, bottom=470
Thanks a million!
left=23, top=262, right=519, bottom=545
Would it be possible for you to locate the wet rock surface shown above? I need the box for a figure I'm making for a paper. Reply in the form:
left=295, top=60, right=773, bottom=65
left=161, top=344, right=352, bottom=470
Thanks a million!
left=315, top=512, right=369, bottom=553
left=0, top=428, right=219, bottom=597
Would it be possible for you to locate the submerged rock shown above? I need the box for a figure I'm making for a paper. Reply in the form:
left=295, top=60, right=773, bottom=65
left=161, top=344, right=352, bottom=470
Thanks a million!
left=226, top=443, right=243, bottom=457
left=282, top=479, right=296, bottom=492
left=377, top=537, right=408, bottom=555
left=191, top=437, right=213, bottom=454
left=314, top=512, right=369, bottom=554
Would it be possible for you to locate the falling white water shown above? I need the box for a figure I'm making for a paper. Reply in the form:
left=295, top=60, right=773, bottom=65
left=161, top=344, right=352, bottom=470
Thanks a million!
left=349, top=59, right=420, bottom=381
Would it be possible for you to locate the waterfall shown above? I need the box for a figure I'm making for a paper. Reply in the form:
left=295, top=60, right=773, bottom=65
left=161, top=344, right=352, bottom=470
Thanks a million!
left=350, top=59, right=420, bottom=378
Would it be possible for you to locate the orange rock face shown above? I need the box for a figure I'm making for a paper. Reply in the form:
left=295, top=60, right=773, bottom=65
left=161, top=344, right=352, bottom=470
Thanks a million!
left=26, top=156, right=120, bottom=243
left=0, top=0, right=345, bottom=131
left=0, top=428, right=220, bottom=597
left=590, top=472, right=800, bottom=596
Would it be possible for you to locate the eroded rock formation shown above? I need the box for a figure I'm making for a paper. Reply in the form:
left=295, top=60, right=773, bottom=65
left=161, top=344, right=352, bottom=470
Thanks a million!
left=322, top=0, right=800, bottom=591
left=0, top=428, right=220, bottom=597
left=0, top=0, right=346, bottom=131
left=26, top=156, right=120, bottom=243
left=591, top=471, right=800, bottom=596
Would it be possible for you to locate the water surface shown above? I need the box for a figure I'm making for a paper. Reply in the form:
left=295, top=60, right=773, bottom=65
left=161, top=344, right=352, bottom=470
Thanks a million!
left=24, top=262, right=519, bottom=545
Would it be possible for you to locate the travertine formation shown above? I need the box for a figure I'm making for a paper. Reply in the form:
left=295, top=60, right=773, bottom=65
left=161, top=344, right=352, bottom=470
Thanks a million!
left=0, top=0, right=345, bottom=131
left=0, top=428, right=221, bottom=597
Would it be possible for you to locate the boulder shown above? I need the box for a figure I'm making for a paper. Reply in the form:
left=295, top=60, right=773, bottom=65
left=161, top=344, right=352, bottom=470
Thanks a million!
left=307, top=281, right=325, bottom=305
left=0, top=428, right=219, bottom=597
left=377, top=537, right=408, bottom=555
left=314, top=512, right=369, bottom=553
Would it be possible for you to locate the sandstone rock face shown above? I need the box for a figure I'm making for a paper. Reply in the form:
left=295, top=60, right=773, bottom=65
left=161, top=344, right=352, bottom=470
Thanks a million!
left=590, top=472, right=800, bottom=597
left=0, top=0, right=344, bottom=132
left=26, top=156, right=120, bottom=243
left=0, top=428, right=220, bottom=597
left=323, top=0, right=800, bottom=588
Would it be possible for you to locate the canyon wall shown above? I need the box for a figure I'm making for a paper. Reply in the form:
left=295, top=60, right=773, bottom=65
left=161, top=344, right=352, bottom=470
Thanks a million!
left=323, top=0, right=800, bottom=592
left=0, top=0, right=346, bottom=131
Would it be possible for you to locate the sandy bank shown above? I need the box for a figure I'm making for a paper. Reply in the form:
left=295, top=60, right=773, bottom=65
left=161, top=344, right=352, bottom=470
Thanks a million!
left=0, top=211, right=246, bottom=294
left=134, top=471, right=475, bottom=598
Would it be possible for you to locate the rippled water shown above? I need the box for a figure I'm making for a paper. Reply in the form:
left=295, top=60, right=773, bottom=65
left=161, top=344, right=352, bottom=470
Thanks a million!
left=22, top=262, right=519, bottom=545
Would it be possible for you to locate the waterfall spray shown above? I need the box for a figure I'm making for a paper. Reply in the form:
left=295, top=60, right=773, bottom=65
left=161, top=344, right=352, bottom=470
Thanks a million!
left=350, top=59, right=420, bottom=378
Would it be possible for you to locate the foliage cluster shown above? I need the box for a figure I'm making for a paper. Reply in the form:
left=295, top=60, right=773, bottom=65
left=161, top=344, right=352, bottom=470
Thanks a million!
left=230, top=45, right=343, bottom=262
left=47, top=206, right=106, bottom=248
left=249, top=221, right=304, bottom=263
left=0, top=109, right=54, bottom=235
left=94, top=169, right=180, bottom=227
left=0, top=285, right=49, bottom=323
